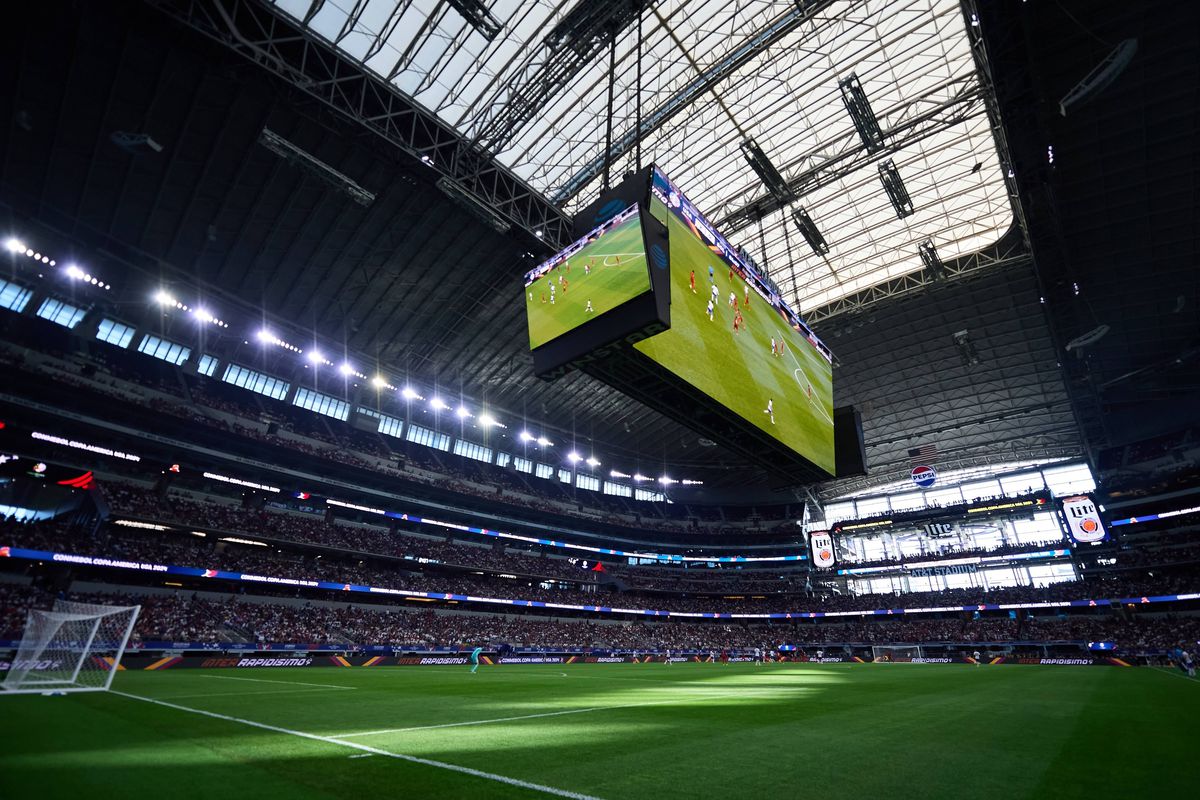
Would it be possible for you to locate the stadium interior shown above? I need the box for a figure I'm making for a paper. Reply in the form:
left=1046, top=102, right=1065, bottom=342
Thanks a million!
left=1, top=0, right=1197, bottom=797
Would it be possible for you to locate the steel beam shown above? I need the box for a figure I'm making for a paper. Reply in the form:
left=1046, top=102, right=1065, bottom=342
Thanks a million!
left=149, top=0, right=572, bottom=247
left=550, top=0, right=840, bottom=204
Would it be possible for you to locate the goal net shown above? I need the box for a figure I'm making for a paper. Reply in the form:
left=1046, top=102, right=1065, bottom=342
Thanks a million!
left=872, top=645, right=923, bottom=663
left=2, top=599, right=140, bottom=694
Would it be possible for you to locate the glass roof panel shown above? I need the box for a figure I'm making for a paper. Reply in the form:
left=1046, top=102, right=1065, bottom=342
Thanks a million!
left=272, top=0, right=1013, bottom=314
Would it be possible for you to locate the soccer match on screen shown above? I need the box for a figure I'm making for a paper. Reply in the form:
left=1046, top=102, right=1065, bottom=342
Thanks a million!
left=2, top=1, right=1197, bottom=798
left=524, top=203, right=650, bottom=350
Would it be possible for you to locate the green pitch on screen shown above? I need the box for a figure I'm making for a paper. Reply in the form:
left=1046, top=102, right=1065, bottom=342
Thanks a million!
left=525, top=211, right=651, bottom=351
left=636, top=197, right=835, bottom=474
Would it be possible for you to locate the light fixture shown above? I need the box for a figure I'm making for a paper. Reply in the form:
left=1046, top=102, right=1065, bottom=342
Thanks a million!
left=478, top=413, right=498, bottom=427
left=610, top=469, right=630, bottom=479
left=519, top=431, right=535, bottom=442
left=401, top=386, right=421, bottom=401
left=371, top=375, right=388, bottom=389
left=536, top=436, right=552, bottom=447
left=567, top=452, right=582, bottom=463
left=585, top=456, right=601, bottom=467
left=633, top=473, right=650, bottom=482
left=339, top=362, right=355, bottom=376
left=455, top=405, right=472, bottom=419
left=658, top=475, right=678, bottom=485
left=154, top=290, right=176, bottom=306
left=306, top=349, right=325, bottom=365
left=4, top=238, right=25, bottom=254
left=430, top=397, right=449, bottom=411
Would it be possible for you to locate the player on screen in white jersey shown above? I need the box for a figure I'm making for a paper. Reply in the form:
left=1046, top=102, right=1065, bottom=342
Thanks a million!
left=711, top=283, right=719, bottom=304
left=585, top=299, right=594, bottom=313
left=764, top=398, right=774, bottom=424
left=549, top=282, right=556, bottom=304
left=664, top=649, right=671, bottom=664
left=973, top=650, right=982, bottom=666
left=706, top=299, right=715, bottom=321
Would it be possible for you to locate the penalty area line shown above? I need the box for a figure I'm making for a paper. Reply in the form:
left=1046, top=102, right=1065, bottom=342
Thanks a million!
left=111, top=691, right=600, bottom=800
left=190, top=674, right=356, bottom=690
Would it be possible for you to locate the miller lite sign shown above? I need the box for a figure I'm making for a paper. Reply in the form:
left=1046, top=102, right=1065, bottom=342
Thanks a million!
left=810, top=530, right=836, bottom=569
left=1061, top=495, right=1106, bottom=543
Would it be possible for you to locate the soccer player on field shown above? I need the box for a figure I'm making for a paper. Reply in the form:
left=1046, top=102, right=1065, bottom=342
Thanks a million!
left=585, top=299, right=594, bottom=313
left=689, top=269, right=696, bottom=293
left=764, top=398, right=775, bottom=424
left=711, top=283, right=719, bottom=304
left=549, top=283, right=556, bottom=305
left=728, top=290, right=736, bottom=308
left=744, top=284, right=750, bottom=306
left=973, top=649, right=982, bottom=667
left=470, top=645, right=483, bottom=674
left=706, top=299, right=715, bottom=321
left=664, top=648, right=671, bottom=665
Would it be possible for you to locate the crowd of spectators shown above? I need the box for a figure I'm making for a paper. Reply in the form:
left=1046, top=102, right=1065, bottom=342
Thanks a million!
left=5, top=505, right=1198, bottom=619
left=2, top=583, right=1196, bottom=652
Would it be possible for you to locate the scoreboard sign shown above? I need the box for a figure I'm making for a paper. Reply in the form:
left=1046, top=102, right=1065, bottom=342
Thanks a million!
left=1061, top=495, right=1106, bottom=543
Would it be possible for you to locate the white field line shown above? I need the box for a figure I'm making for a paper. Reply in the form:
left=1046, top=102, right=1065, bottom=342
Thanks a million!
left=155, top=687, right=359, bottom=701
left=336, top=690, right=758, bottom=738
left=190, top=674, right=356, bottom=690
left=112, top=691, right=600, bottom=800
left=1151, top=666, right=1198, bottom=684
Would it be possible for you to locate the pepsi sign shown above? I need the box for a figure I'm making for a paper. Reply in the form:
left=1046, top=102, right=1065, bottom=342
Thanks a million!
left=911, top=465, right=937, bottom=488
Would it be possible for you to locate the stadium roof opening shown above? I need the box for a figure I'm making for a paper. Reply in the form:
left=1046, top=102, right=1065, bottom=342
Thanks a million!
left=271, top=0, right=1013, bottom=314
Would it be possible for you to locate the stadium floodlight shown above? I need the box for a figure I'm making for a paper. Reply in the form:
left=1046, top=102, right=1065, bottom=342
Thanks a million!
left=739, top=138, right=793, bottom=202
left=478, top=413, right=499, bottom=427
left=193, top=307, right=215, bottom=324
left=519, top=431, right=535, bottom=442
left=918, top=240, right=945, bottom=281
left=430, top=397, right=450, bottom=411
left=435, top=176, right=511, bottom=234
left=877, top=159, right=914, bottom=219
left=633, top=473, right=650, bottom=482
left=65, top=264, right=86, bottom=280
left=339, top=362, right=355, bottom=376
left=444, top=0, right=502, bottom=41
left=455, top=405, right=472, bottom=419
left=658, top=475, right=678, bottom=485
left=4, top=237, right=25, bottom=253
left=567, top=452, right=582, bottom=463
left=371, top=375, right=389, bottom=389
left=610, top=469, right=630, bottom=479
left=536, top=436, right=553, bottom=447
left=256, top=328, right=273, bottom=343
left=306, top=349, right=324, bottom=365
left=791, top=206, right=830, bottom=257
left=154, top=289, right=177, bottom=306
left=838, top=72, right=886, bottom=153
left=400, top=386, right=422, bottom=401
left=586, top=456, right=601, bottom=467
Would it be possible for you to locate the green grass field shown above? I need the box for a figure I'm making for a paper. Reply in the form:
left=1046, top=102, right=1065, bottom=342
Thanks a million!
left=2, top=663, right=1196, bottom=798
left=635, top=199, right=835, bottom=474
left=525, top=212, right=651, bottom=350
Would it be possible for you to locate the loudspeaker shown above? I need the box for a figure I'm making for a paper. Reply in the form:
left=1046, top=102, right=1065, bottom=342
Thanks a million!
left=833, top=405, right=867, bottom=478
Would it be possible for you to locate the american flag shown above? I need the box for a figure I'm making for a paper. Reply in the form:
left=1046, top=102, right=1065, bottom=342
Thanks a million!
left=908, top=444, right=938, bottom=467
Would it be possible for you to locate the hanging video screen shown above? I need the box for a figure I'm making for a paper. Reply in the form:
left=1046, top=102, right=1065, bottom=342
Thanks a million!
left=633, top=169, right=835, bottom=475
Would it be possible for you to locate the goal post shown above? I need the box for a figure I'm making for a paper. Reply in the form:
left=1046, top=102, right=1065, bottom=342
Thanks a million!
left=872, top=645, right=923, bottom=663
left=2, top=600, right=140, bottom=695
